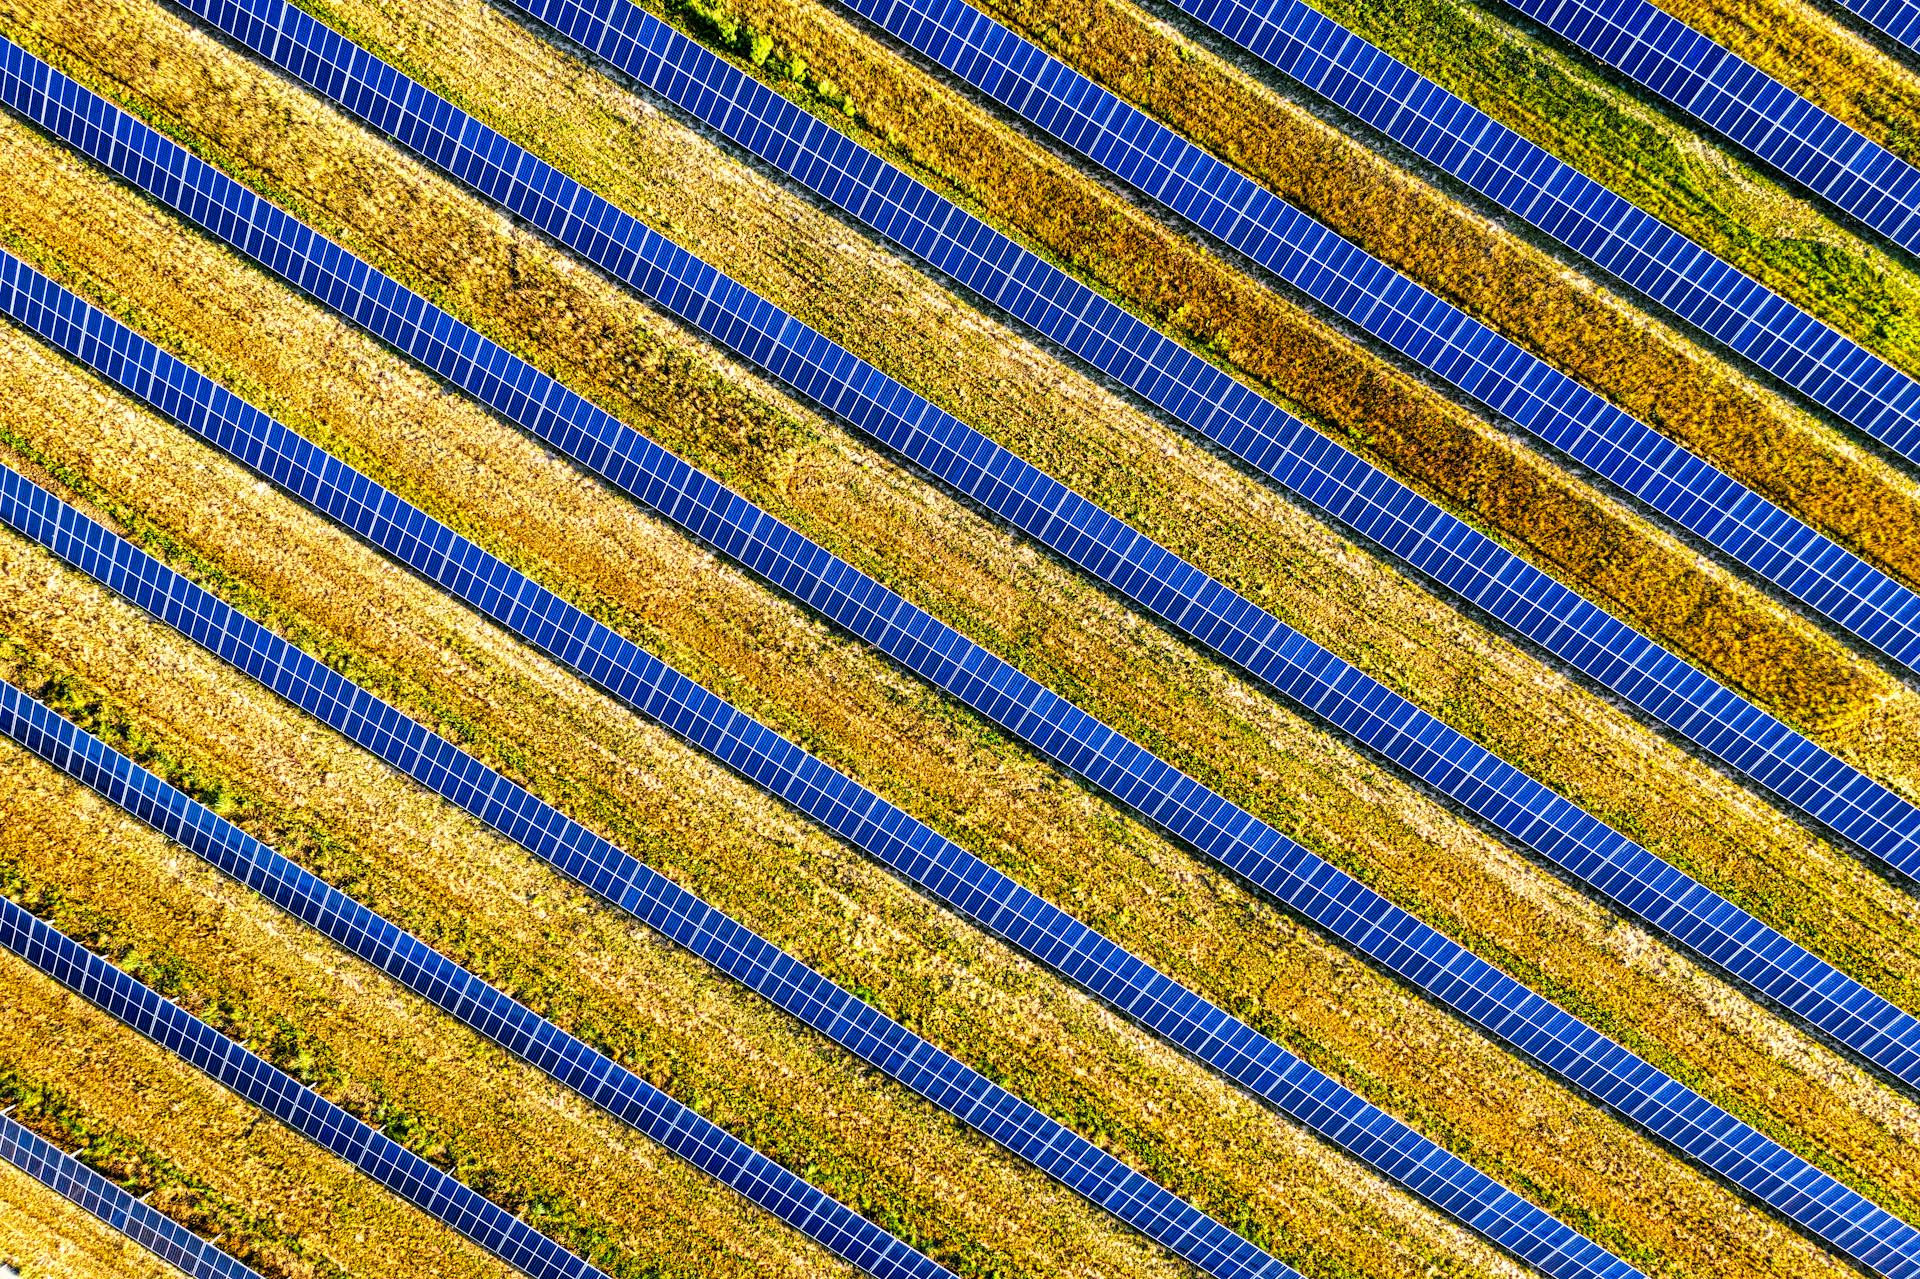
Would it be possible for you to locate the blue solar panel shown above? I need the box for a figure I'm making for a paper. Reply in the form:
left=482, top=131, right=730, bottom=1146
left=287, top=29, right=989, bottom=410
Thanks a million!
left=8, top=32, right=1920, bottom=1277
left=0, top=680, right=953, bottom=1279
left=1492, top=0, right=1920, bottom=255
left=0, top=466, right=1313, bottom=1275
left=4, top=243, right=1916, bottom=1279
left=0, top=897, right=617, bottom=1279
left=1152, top=0, right=1920, bottom=463
left=36, top=0, right=1920, bottom=1066
left=0, top=1111, right=267, bottom=1279
left=463, top=0, right=1920, bottom=677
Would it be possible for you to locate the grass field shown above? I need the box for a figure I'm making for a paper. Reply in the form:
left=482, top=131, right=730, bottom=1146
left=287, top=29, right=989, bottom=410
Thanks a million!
left=0, top=31, right=1916, bottom=1276
left=3, top=0, right=1919, bottom=1271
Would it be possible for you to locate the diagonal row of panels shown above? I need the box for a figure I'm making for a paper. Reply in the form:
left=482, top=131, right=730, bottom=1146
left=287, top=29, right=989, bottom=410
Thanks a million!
left=1492, top=0, right=1920, bottom=255
left=0, top=261, right=1631, bottom=1279
left=474, top=0, right=1920, bottom=679
left=1168, top=0, right=1920, bottom=465
left=0, top=895, right=616, bottom=1279
left=1835, top=0, right=1920, bottom=55
left=6, top=41, right=1918, bottom=1278
left=806, top=0, right=1920, bottom=683
left=106, top=0, right=1920, bottom=1060
left=775, top=0, right=1920, bottom=866
left=0, top=679, right=959, bottom=1279
left=0, top=1110, right=266, bottom=1279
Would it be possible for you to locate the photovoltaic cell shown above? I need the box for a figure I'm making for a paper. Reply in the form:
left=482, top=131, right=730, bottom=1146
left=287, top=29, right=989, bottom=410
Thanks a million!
left=0, top=1111, right=267, bottom=1279
left=35, top=0, right=1920, bottom=1070
left=479, top=0, right=1920, bottom=680
left=1828, top=0, right=1920, bottom=54
left=0, top=460, right=1320, bottom=1275
left=4, top=254, right=1917, bottom=1279
left=0, top=898, right=616, bottom=1279
left=1494, top=0, right=1920, bottom=255
left=140, top=0, right=1920, bottom=908
left=1157, top=0, right=1920, bottom=467
left=8, top=31, right=1918, bottom=1275
left=0, top=679, right=955, bottom=1279
left=0, top=298, right=1632, bottom=1279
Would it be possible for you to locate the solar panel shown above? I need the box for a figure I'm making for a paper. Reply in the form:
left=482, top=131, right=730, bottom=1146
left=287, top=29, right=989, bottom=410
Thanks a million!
left=8, top=29, right=1918, bottom=1276
left=446, top=0, right=1920, bottom=678
left=0, top=896, right=618, bottom=1279
left=0, top=320, right=1633, bottom=1279
left=1493, top=0, right=1920, bottom=255
left=5, top=248, right=1916, bottom=1279
left=31, top=0, right=1920, bottom=1057
left=0, top=1110, right=268, bottom=1279
left=0, top=680, right=956, bottom=1279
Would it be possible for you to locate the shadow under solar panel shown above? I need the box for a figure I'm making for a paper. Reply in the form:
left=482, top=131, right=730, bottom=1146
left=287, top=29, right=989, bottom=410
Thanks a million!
left=0, top=897, right=617, bottom=1279
left=0, top=1111, right=266, bottom=1279
left=0, top=678, right=958, bottom=1279
left=1493, top=0, right=1920, bottom=256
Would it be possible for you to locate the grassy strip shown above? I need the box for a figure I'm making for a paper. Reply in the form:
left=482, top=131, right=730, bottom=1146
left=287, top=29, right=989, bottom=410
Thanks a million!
left=0, top=954, right=525, bottom=1279
left=17, top=3, right=1920, bottom=1038
left=275, top=0, right=1920, bottom=736
left=0, top=741, right=853, bottom=1279
left=0, top=194, right=1903, bottom=1279
left=1638, top=0, right=1920, bottom=170
left=935, top=0, right=1920, bottom=625
left=0, top=1159, right=191, bottom=1279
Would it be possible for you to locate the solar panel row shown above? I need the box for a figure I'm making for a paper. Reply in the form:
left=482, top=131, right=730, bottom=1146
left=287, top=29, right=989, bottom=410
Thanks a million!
left=0, top=276, right=1635, bottom=1279
left=186, top=0, right=1920, bottom=901
left=0, top=458, right=1313, bottom=1275
left=0, top=896, right=616, bottom=1279
left=11, top=33, right=1918, bottom=1278
left=0, top=679, right=956, bottom=1279
left=465, top=0, right=1920, bottom=677
left=2, top=251, right=1911, bottom=1279
left=829, top=0, right=1920, bottom=657
left=79, top=0, right=1920, bottom=1052
left=1493, top=0, right=1920, bottom=255
left=0, top=1111, right=266, bottom=1279
left=1160, top=0, right=1920, bottom=466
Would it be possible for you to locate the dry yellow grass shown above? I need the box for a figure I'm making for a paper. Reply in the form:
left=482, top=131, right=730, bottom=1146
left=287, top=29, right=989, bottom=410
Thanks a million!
left=0, top=950, right=524, bottom=1279
left=0, top=738, right=859, bottom=1279
left=0, top=1162, right=184, bottom=1279
left=0, top=210, right=1906, bottom=1279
